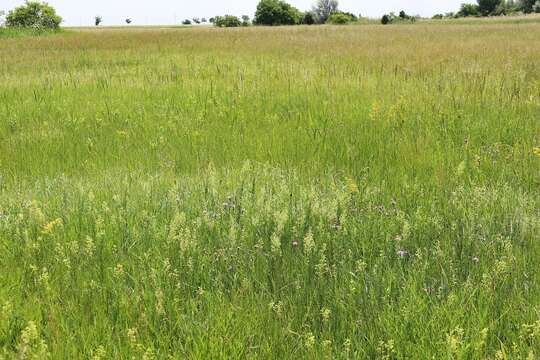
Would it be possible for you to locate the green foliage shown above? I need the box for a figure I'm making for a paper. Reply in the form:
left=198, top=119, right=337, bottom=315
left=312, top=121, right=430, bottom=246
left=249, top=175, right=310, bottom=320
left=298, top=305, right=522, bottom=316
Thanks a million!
left=182, top=19, right=191, bottom=25
left=6, top=1, right=62, bottom=30
left=381, top=14, right=391, bottom=24
left=477, top=0, right=503, bottom=15
left=213, top=15, right=242, bottom=27
left=326, top=12, right=356, bottom=24
left=301, top=11, right=316, bottom=24
left=1, top=23, right=540, bottom=359
left=254, top=0, right=302, bottom=25
left=312, top=0, right=339, bottom=24
left=94, top=16, right=102, bottom=26
left=458, top=3, right=480, bottom=17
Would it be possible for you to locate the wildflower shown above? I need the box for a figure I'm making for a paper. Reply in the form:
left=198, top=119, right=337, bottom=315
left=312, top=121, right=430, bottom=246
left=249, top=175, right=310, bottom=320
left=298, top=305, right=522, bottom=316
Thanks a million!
left=321, top=307, right=331, bottom=323
left=397, top=249, right=409, bottom=258
left=292, top=240, right=298, bottom=247
left=304, top=230, right=315, bottom=256
left=270, top=232, right=281, bottom=256
left=533, top=147, right=540, bottom=158
left=472, top=256, right=480, bottom=263
left=41, top=218, right=62, bottom=235
left=345, top=176, right=359, bottom=194
left=304, top=332, right=316, bottom=349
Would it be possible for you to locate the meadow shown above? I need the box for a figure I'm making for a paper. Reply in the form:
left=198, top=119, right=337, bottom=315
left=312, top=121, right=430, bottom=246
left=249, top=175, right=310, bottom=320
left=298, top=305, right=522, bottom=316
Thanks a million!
left=0, top=21, right=539, bottom=358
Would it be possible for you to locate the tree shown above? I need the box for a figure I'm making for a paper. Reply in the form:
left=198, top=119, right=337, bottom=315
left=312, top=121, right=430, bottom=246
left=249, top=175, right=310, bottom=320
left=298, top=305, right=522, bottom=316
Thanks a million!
left=213, top=15, right=241, bottom=27
left=0, top=10, right=6, bottom=27
left=125, top=18, right=131, bottom=24
left=458, top=3, right=480, bottom=16
left=201, top=18, right=207, bottom=23
left=95, top=16, right=102, bottom=26
left=312, top=0, right=339, bottom=24
left=326, top=12, right=356, bottom=24
left=519, top=0, right=536, bottom=12
left=6, top=1, right=62, bottom=29
left=477, top=0, right=502, bottom=15
left=381, top=14, right=391, bottom=24
left=192, top=18, right=201, bottom=24
left=535, top=0, right=540, bottom=12
left=241, top=15, right=251, bottom=26
left=182, top=19, right=191, bottom=25
left=301, top=11, right=316, bottom=24
left=254, top=0, right=301, bottom=26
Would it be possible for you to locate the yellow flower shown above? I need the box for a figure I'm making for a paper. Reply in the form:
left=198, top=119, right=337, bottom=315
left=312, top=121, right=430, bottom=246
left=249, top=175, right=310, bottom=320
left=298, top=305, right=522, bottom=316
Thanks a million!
left=533, top=147, right=540, bottom=158
left=41, top=218, right=63, bottom=235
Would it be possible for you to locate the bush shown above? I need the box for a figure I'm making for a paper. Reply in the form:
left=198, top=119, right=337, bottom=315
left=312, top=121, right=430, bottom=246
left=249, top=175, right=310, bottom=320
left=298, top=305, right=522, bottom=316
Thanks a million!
left=95, top=16, right=102, bottom=26
left=214, top=15, right=242, bottom=27
left=432, top=14, right=444, bottom=19
left=182, top=19, right=191, bottom=25
left=381, top=14, right=391, bottom=24
left=326, top=12, right=356, bottom=24
left=301, top=11, right=316, bottom=24
left=6, top=1, right=62, bottom=30
left=458, top=3, right=480, bottom=17
left=254, top=0, right=302, bottom=26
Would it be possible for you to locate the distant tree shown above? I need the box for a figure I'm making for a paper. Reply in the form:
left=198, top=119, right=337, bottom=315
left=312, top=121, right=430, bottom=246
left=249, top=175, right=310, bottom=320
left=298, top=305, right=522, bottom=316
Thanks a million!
left=6, top=1, right=62, bottom=29
left=209, top=17, right=215, bottom=24
left=381, top=14, right=390, bottom=24
left=241, top=15, right=251, bottom=26
left=477, top=0, right=503, bottom=15
left=301, top=11, right=316, bottom=24
left=95, top=15, right=102, bottom=26
left=312, top=0, right=339, bottom=24
left=535, top=0, right=540, bottom=12
left=254, top=0, right=302, bottom=26
left=201, top=18, right=207, bottom=23
left=399, top=10, right=408, bottom=19
left=326, top=12, right=356, bottom=24
left=458, top=3, right=480, bottom=16
left=125, top=18, right=131, bottom=24
left=213, top=15, right=241, bottom=27
left=0, top=10, right=5, bottom=27
left=518, top=0, right=535, bottom=12
left=182, top=19, right=191, bottom=25
left=192, top=17, right=201, bottom=24
left=432, top=13, right=444, bottom=19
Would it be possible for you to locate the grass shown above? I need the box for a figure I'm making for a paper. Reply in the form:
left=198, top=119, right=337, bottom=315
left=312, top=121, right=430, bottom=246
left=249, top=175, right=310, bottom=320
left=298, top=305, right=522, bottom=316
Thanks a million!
left=0, top=21, right=539, bottom=358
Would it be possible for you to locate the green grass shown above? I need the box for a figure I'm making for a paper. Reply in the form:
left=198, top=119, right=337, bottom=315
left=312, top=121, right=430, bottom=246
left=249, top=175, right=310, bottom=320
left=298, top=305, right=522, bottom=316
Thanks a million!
left=1, top=23, right=539, bottom=359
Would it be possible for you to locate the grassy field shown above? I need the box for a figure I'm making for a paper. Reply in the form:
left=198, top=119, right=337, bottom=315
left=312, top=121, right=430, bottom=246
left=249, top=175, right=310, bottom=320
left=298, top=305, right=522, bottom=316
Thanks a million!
left=0, top=21, right=539, bottom=358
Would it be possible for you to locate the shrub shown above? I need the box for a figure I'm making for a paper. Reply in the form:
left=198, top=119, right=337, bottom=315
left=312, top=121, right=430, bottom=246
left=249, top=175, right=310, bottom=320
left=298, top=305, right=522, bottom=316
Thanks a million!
left=301, top=11, right=316, bottom=24
left=254, top=0, right=302, bottom=26
left=182, top=19, right=191, bottom=25
left=241, top=15, right=251, bottom=26
left=95, top=16, right=102, bottom=26
left=326, top=12, right=356, bottom=24
left=6, top=1, right=62, bottom=30
left=432, top=14, right=444, bottom=19
left=458, top=3, right=480, bottom=17
left=214, top=15, right=242, bottom=27
left=381, top=14, right=391, bottom=24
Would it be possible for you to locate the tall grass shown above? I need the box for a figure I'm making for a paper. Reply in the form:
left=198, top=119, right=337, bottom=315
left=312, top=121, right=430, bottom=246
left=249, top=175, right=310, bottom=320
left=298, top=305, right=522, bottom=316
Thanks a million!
left=0, top=22, right=539, bottom=358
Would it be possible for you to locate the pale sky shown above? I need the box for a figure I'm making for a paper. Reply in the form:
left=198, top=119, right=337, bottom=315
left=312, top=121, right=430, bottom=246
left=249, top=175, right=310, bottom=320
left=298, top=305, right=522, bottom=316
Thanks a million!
left=2, top=0, right=464, bottom=26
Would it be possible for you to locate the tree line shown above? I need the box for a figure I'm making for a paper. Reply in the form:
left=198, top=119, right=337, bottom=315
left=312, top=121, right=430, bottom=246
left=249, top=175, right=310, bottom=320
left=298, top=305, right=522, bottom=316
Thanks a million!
left=1, top=0, right=539, bottom=31
left=433, top=0, right=540, bottom=19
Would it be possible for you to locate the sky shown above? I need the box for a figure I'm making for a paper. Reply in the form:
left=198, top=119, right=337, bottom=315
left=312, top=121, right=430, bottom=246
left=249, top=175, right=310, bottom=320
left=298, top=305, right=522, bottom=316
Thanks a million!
left=1, top=0, right=465, bottom=26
